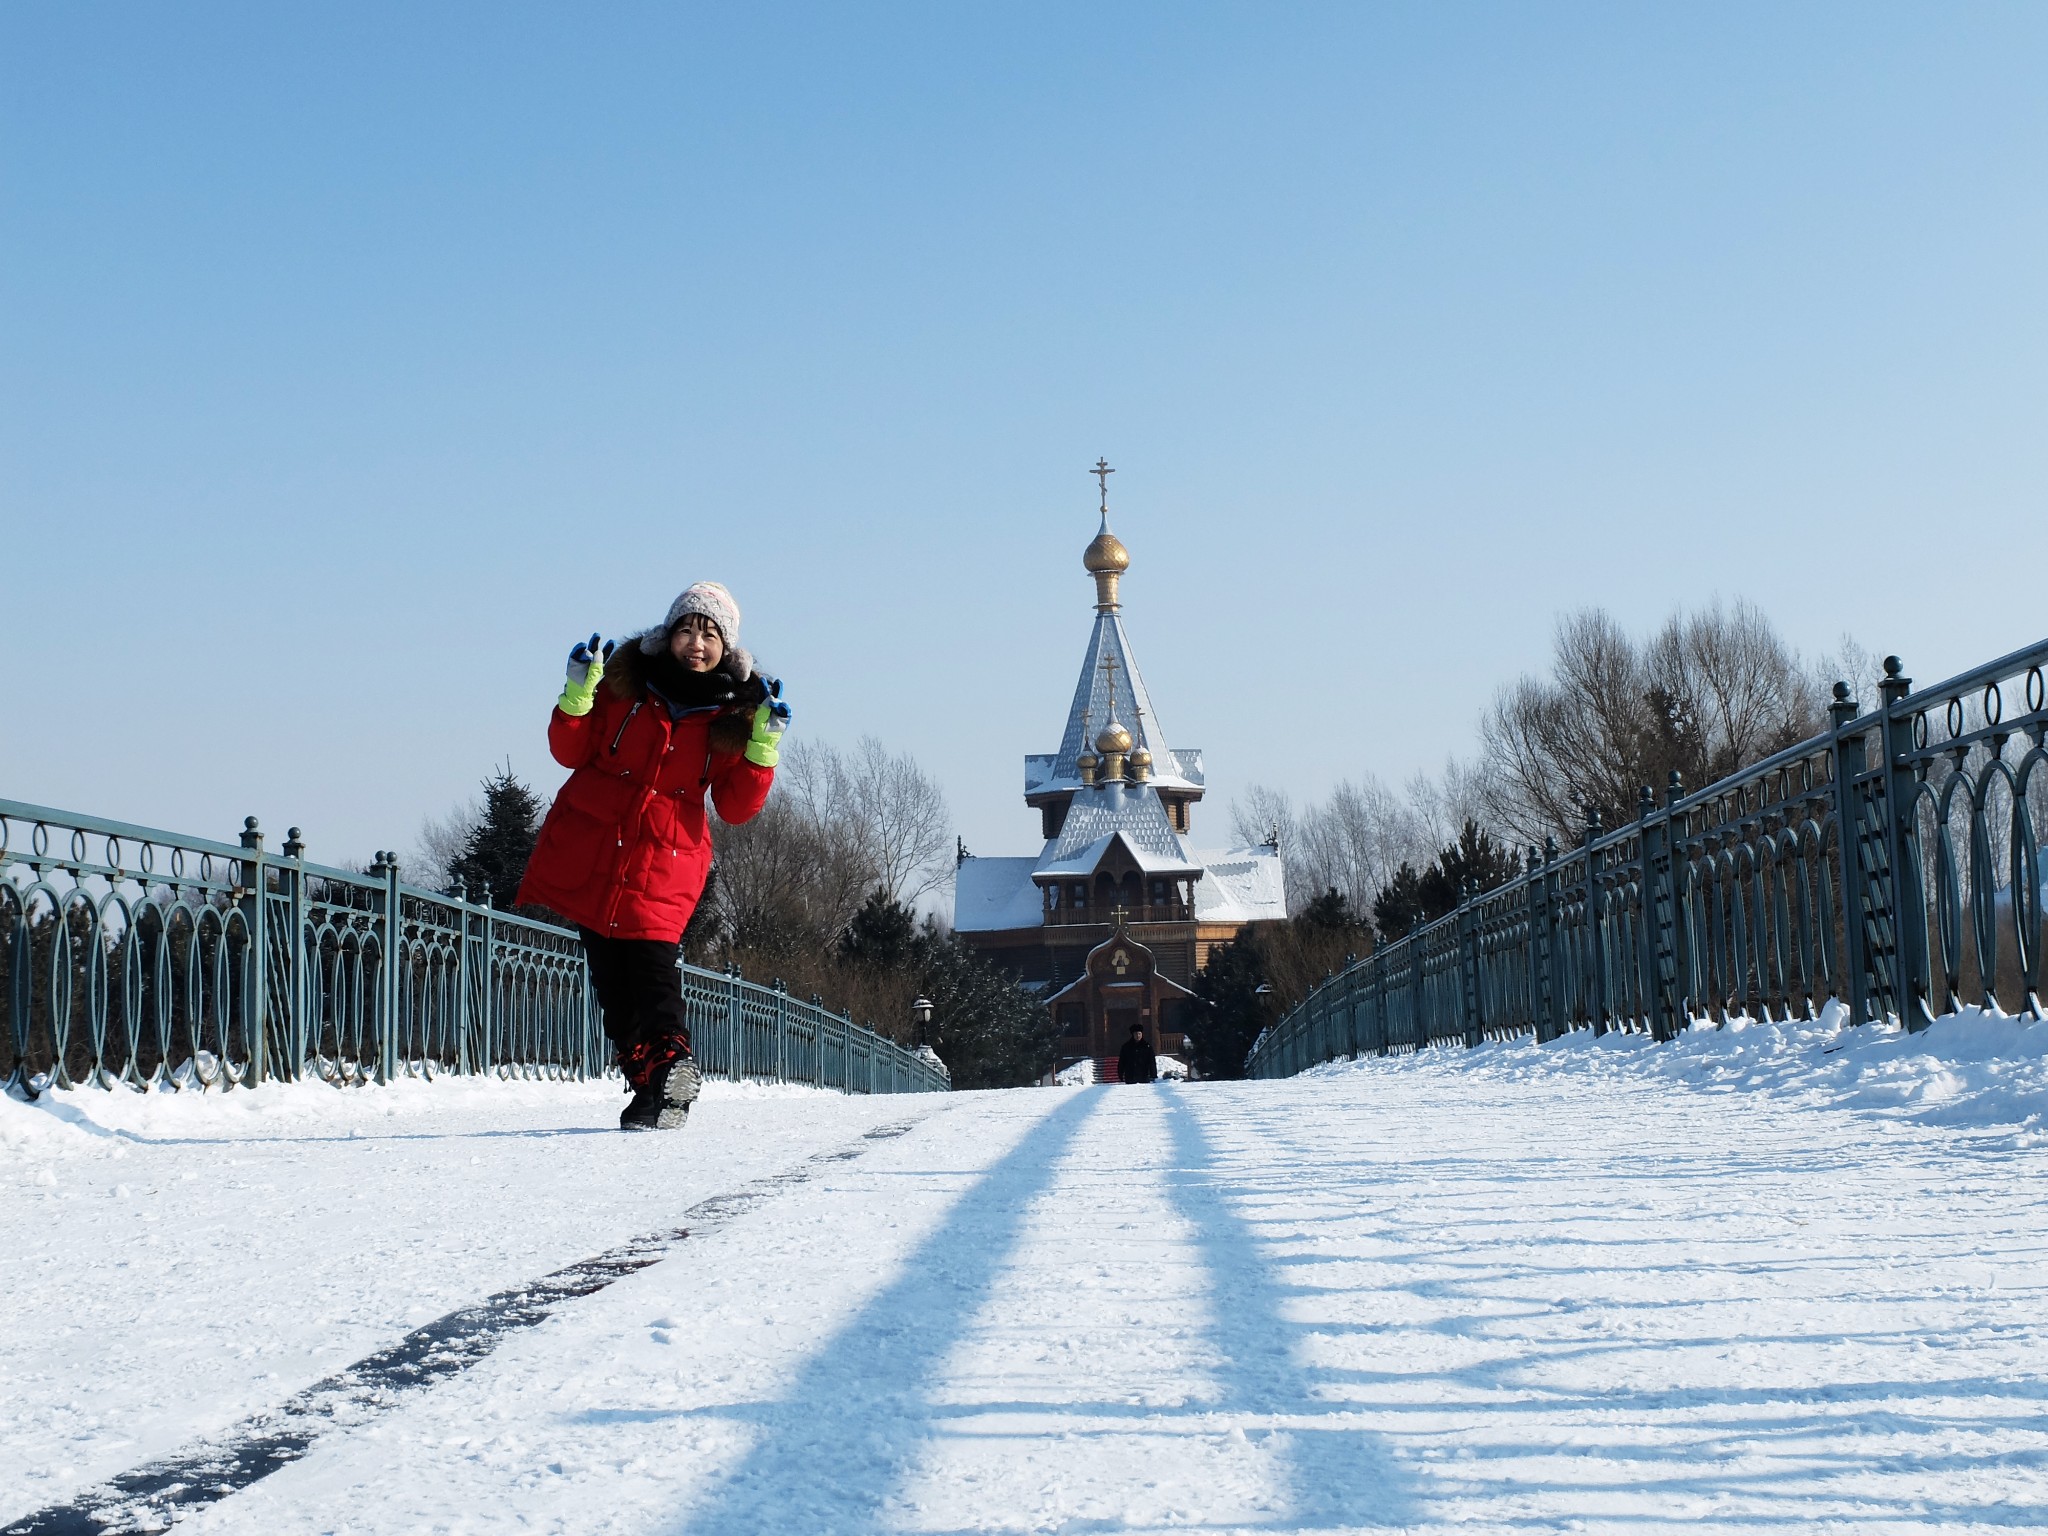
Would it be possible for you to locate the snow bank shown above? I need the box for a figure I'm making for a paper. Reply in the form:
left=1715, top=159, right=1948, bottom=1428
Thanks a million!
left=0, top=1072, right=850, bottom=1193
left=1307, top=1000, right=2048, bottom=1146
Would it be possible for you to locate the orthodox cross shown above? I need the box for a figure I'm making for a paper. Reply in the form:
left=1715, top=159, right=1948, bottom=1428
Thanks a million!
left=1098, top=651, right=1122, bottom=716
left=1092, top=457, right=1114, bottom=514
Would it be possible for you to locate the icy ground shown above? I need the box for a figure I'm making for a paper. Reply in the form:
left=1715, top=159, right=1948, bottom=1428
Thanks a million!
left=5, top=1014, right=2047, bottom=1534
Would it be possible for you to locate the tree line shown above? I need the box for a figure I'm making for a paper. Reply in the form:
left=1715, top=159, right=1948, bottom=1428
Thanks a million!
left=1193, top=601, right=1877, bottom=1077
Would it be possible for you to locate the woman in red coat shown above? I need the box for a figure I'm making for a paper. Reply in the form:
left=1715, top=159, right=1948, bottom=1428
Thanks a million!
left=517, top=581, right=786, bottom=1131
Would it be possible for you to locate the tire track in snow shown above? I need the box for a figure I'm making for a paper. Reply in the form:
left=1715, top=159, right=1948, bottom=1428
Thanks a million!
left=1, top=1109, right=951, bottom=1536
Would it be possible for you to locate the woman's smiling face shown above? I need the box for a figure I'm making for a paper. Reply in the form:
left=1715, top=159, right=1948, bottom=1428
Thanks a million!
left=669, top=614, right=725, bottom=673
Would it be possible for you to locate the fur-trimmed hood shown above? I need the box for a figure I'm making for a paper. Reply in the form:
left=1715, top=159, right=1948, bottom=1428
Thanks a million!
left=603, top=631, right=766, bottom=755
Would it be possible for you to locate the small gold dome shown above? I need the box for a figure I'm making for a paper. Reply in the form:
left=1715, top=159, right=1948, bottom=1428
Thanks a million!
left=1077, top=749, right=1100, bottom=767
left=1129, top=747, right=1153, bottom=766
left=1096, top=721, right=1133, bottom=755
left=1083, top=528, right=1130, bottom=574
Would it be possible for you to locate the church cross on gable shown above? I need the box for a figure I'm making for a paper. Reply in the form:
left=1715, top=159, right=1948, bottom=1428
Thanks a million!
left=953, top=460, right=1289, bottom=1079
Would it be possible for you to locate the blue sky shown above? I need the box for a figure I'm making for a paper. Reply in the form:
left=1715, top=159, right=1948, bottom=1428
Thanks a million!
left=5, top=3, right=2046, bottom=873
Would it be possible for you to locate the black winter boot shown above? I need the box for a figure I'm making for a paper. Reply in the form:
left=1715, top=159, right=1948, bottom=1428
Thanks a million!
left=620, top=1083, right=664, bottom=1132
left=618, top=1037, right=700, bottom=1131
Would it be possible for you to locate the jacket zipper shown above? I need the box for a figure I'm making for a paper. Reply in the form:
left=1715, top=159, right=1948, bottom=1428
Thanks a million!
left=609, top=701, right=642, bottom=755
left=603, top=708, right=661, bottom=930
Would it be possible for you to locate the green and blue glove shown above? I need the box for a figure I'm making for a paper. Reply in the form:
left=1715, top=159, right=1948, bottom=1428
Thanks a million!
left=558, top=634, right=615, bottom=717
left=746, top=677, right=791, bottom=767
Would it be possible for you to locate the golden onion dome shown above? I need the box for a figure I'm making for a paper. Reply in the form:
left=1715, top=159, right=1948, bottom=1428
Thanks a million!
left=1083, top=526, right=1130, bottom=574
left=1129, top=747, right=1153, bottom=767
left=1077, top=749, right=1100, bottom=768
left=1096, top=721, right=1133, bottom=755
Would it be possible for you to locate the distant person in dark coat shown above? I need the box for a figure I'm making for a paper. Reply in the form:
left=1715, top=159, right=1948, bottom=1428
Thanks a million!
left=1117, top=1023, right=1157, bottom=1085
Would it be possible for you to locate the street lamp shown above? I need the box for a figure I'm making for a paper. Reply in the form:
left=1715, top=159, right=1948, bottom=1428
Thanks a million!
left=909, top=996, right=948, bottom=1084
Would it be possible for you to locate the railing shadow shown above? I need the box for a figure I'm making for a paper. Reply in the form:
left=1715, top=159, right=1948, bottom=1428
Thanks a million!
left=656, top=1090, right=1103, bottom=1536
left=1158, top=1091, right=1420, bottom=1529
left=1187, top=1086, right=2048, bottom=1529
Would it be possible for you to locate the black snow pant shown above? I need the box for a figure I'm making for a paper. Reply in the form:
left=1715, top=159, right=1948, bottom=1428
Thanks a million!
left=578, top=929, right=691, bottom=1060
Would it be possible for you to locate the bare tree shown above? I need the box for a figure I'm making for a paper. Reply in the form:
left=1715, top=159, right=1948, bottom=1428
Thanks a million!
left=410, top=796, right=480, bottom=893
left=1243, top=765, right=1486, bottom=918
left=847, top=736, right=954, bottom=904
left=1229, top=784, right=1299, bottom=854
left=1479, top=601, right=1834, bottom=847
left=712, top=752, right=877, bottom=960
left=707, top=734, right=953, bottom=958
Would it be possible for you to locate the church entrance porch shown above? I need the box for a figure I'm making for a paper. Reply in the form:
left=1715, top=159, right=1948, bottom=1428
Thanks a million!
left=1045, top=915, right=1195, bottom=1077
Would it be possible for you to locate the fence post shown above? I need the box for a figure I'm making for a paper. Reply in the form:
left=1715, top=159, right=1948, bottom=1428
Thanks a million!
left=280, top=827, right=306, bottom=1080
left=1372, top=950, right=1387, bottom=1055
left=1664, top=773, right=1691, bottom=1036
left=1406, top=922, right=1422, bottom=1048
left=1457, top=880, right=1483, bottom=1048
left=1585, top=810, right=1609, bottom=1036
left=374, top=852, right=400, bottom=1083
left=1540, top=837, right=1564, bottom=1042
left=1876, top=657, right=1934, bottom=1030
left=726, top=965, right=743, bottom=1081
left=773, top=979, right=787, bottom=1081
left=1637, top=785, right=1673, bottom=1042
left=810, top=995, right=824, bottom=1088
left=453, top=878, right=473, bottom=1076
left=1525, top=846, right=1546, bottom=1042
left=480, top=891, right=496, bottom=1075
left=238, top=817, right=268, bottom=1087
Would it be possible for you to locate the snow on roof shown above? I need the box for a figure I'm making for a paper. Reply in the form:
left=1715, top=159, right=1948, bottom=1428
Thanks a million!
left=1051, top=782, right=1191, bottom=864
left=951, top=856, right=1044, bottom=933
left=1188, top=845, right=1288, bottom=924
left=1035, top=831, right=1204, bottom=880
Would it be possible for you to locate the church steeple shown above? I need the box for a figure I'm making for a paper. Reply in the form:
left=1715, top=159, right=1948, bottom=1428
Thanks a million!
left=1016, top=461, right=1208, bottom=841
left=1082, top=458, right=1130, bottom=613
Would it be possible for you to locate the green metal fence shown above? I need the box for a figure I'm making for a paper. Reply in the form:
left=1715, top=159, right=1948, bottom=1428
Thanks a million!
left=1249, top=639, right=2048, bottom=1078
left=0, top=799, right=949, bottom=1097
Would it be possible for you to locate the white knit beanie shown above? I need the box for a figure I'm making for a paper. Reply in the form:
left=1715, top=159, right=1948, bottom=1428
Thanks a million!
left=642, top=581, right=741, bottom=656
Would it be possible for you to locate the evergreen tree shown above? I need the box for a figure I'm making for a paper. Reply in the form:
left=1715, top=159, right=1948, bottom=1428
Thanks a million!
left=837, top=887, right=920, bottom=971
left=1296, top=885, right=1365, bottom=936
left=1370, top=863, right=1430, bottom=942
left=1371, top=819, right=1521, bottom=943
left=919, top=931, right=1059, bottom=1090
left=449, top=766, right=547, bottom=911
left=1188, top=930, right=1270, bottom=1080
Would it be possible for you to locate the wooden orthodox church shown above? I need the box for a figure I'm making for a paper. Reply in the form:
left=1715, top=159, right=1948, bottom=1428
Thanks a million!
left=953, top=464, right=1287, bottom=1078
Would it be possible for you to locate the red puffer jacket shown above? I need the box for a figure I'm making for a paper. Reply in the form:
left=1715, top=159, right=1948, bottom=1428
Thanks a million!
left=516, top=649, right=774, bottom=941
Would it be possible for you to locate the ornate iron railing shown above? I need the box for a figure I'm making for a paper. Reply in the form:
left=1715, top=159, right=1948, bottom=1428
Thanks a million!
left=1248, top=640, right=2048, bottom=1078
left=0, top=799, right=950, bottom=1097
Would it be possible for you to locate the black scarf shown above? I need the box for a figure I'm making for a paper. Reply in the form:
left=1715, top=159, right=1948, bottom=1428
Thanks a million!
left=642, top=650, right=755, bottom=716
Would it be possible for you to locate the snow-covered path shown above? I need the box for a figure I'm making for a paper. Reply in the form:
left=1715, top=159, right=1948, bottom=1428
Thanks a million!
left=5, top=1045, right=2046, bottom=1533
